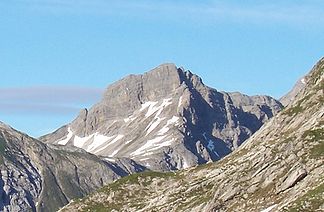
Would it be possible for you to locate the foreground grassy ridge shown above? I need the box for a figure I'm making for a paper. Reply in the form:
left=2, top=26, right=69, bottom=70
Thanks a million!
left=107, top=171, right=179, bottom=191
left=64, top=171, right=180, bottom=211
left=63, top=163, right=222, bottom=212
left=302, top=128, right=324, bottom=158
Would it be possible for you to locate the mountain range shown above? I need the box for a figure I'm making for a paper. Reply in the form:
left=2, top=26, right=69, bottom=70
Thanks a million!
left=62, top=58, right=324, bottom=211
left=0, top=58, right=323, bottom=211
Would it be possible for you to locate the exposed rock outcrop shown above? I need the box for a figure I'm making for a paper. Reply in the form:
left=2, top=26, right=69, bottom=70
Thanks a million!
left=41, top=64, right=283, bottom=171
left=0, top=123, right=145, bottom=212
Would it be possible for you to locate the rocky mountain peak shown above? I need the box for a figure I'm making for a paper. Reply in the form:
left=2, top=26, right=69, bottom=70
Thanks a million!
left=69, top=63, right=207, bottom=137
left=307, top=57, right=324, bottom=85
left=101, top=63, right=204, bottom=106
left=41, top=63, right=282, bottom=171
left=62, top=59, right=324, bottom=212
left=280, top=57, right=324, bottom=106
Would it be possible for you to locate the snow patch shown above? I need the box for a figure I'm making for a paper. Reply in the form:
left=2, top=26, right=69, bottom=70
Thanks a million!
left=124, top=115, right=136, bottom=123
left=140, top=101, right=158, bottom=112
left=167, top=116, right=179, bottom=125
left=87, top=134, right=115, bottom=152
left=104, top=158, right=116, bottom=162
left=93, top=135, right=124, bottom=154
left=131, top=136, right=174, bottom=156
left=158, top=125, right=170, bottom=135
left=182, top=159, right=189, bottom=169
left=57, top=127, right=73, bottom=145
left=74, top=133, right=93, bottom=148
left=157, top=116, right=179, bottom=136
left=145, top=117, right=165, bottom=136
left=143, top=138, right=174, bottom=152
left=202, top=132, right=207, bottom=140
left=142, top=152, right=155, bottom=156
left=178, top=96, right=183, bottom=108
left=109, top=149, right=120, bottom=157
left=144, top=98, right=172, bottom=118
left=125, top=140, right=133, bottom=144
left=301, top=78, right=306, bottom=84
left=144, top=100, right=177, bottom=136
left=109, top=135, right=124, bottom=145
left=260, top=204, right=277, bottom=212
left=57, top=128, right=120, bottom=154
left=207, top=140, right=215, bottom=151
left=131, top=135, right=167, bottom=156
left=203, top=132, right=220, bottom=157
left=73, top=132, right=117, bottom=152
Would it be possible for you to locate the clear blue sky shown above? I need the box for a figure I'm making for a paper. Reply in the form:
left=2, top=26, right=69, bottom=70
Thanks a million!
left=1, top=0, right=323, bottom=137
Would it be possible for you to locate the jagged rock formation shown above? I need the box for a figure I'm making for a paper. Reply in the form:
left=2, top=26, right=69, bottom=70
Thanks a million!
left=280, top=76, right=307, bottom=107
left=62, top=58, right=324, bottom=211
left=0, top=122, right=145, bottom=212
left=41, top=64, right=282, bottom=171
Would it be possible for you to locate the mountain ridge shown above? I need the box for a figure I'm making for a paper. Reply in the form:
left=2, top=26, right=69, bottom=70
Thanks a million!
left=40, top=63, right=283, bottom=171
left=0, top=121, right=146, bottom=212
left=61, top=58, right=324, bottom=212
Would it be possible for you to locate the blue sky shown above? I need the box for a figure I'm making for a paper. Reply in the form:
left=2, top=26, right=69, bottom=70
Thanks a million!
left=1, top=0, right=324, bottom=137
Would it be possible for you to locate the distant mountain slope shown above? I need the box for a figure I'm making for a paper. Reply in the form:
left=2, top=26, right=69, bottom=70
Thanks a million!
left=41, top=64, right=282, bottom=171
left=279, top=76, right=307, bottom=107
left=0, top=122, right=145, bottom=212
left=62, top=58, right=324, bottom=211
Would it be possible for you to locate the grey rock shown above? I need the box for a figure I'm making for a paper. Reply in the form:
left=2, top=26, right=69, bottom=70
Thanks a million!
left=62, top=57, right=324, bottom=212
left=0, top=122, right=145, bottom=212
left=41, top=63, right=283, bottom=171
left=280, top=76, right=307, bottom=107
left=277, top=165, right=307, bottom=193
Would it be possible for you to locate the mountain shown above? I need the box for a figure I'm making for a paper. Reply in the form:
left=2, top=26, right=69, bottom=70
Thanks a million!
left=0, top=122, right=145, bottom=212
left=280, top=76, right=307, bottom=106
left=41, top=64, right=282, bottom=171
left=62, top=58, right=323, bottom=211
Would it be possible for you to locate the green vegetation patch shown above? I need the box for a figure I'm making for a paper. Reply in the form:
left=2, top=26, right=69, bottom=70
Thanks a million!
left=310, top=141, right=324, bottom=158
left=68, top=171, right=180, bottom=211
left=283, top=182, right=324, bottom=212
left=302, top=128, right=324, bottom=158
left=282, top=93, right=313, bottom=116
left=283, top=105, right=304, bottom=116
left=82, top=202, right=122, bottom=212
left=170, top=182, right=214, bottom=211
left=107, top=171, right=177, bottom=191
left=309, top=64, right=324, bottom=87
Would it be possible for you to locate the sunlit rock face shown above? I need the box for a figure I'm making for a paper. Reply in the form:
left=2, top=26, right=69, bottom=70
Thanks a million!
left=41, top=63, right=282, bottom=171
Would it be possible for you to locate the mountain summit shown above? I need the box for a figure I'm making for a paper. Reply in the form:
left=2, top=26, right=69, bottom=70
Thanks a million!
left=41, top=64, right=282, bottom=171
left=62, top=59, right=324, bottom=211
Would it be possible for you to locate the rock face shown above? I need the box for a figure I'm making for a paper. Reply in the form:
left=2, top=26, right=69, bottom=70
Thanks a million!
left=280, top=76, right=307, bottom=106
left=41, top=64, right=282, bottom=171
left=62, top=58, right=324, bottom=212
left=0, top=122, right=145, bottom=212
